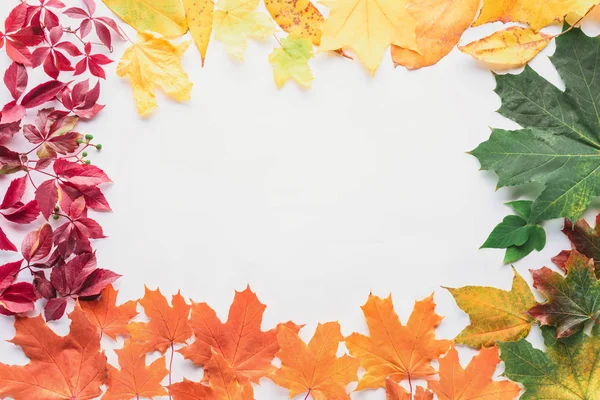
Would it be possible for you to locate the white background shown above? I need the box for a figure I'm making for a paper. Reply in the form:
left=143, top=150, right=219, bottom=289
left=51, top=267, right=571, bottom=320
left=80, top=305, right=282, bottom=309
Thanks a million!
left=1, top=2, right=600, bottom=399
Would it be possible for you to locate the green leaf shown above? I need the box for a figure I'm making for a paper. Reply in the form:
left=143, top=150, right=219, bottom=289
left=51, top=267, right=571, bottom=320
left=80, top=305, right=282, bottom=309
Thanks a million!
left=505, top=200, right=533, bottom=219
left=481, top=215, right=531, bottom=249
left=471, top=28, right=600, bottom=224
left=503, top=225, right=546, bottom=264
left=529, top=250, right=600, bottom=338
left=269, top=35, right=314, bottom=89
left=499, top=325, right=600, bottom=399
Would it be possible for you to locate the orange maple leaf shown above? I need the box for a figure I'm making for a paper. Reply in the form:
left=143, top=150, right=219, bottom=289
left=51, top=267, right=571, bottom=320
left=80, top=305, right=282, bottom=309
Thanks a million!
left=346, top=293, right=451, bottom=390
left=179, top=286, right=300, bottom=384
left=80, top=284, right=138, bottom=340
left=270, top=321, right=359, bottom=400
left=104, top=340, right=169, bottom=399
left=427, top=345, right=521, bottom=399
left=0, top=303, right=108, bottom=400
left=386, top=378, right=433, bottom=400
left=127, top=286, right=192, bottom=353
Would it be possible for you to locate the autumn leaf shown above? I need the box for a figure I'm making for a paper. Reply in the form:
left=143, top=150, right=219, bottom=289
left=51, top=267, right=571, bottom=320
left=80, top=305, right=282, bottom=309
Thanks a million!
left=470, top=28, right=600, bottom=224
left=460, top=26, right=553, bottom=68
left=102, top=0, right=188, bottom=37
left=205, top=349, right=254, bottom=399
left=180, top=286, right=300, bottom=385
left=446, top=268, right=537, bottom=348
left=117, top=32, right=193, bottom=116
left=264, top=0, right=324, bottom=45
left=500, top=325, right=600, bottom=399
left=386, top=378, right=433, bottom=400
left=80, top=284, right=138, bottom=340
left=319, top=0, right=418, bottom=74
left=528, top=250, right=600, bottom=338
left=269, top=35, right=314, bottom=88
left=127, top=286, right=192, bottom=353
left=0, top=303, right=108, bottom=400
left=270, top=322, right=359, bottom=400
left=214, top=0, right=276, bottom=61
left=475, top=0, right=597, bottom=31
left=391, top=0, right=480, bottom=70
left=555, top=214, right=600, bottom=276
left=346, top=294, right=451, bottom=390
left=104, top=341, right=169, bottom=400
left=183, top=0, right=214, bottom=66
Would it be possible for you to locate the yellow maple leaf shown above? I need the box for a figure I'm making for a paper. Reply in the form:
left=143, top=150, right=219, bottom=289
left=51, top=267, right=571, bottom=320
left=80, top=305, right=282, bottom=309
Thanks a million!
left=319, top=0, right=418, bottom=75
left=102, top=0, right=188, bottom=37
left=391, top=0, right=480, bottom=70
left=117, top=33, right=193, bottom=116
left=214, top=0, right=276, bottom=61
left=459, top=26, right=553, bottom=69
left=474, top=0, right=598, bottom=31
left=269, top=35, right=314, bottom=88
left=264, top=0, right=324, bottom=45
left=183, top=0, right=214, bottom=66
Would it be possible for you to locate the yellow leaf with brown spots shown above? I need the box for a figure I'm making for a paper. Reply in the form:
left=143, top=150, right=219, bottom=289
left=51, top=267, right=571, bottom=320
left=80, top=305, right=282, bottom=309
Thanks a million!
left=264, top=0, right=324, bottom=45
left=183, top=0, right=215, bottom=66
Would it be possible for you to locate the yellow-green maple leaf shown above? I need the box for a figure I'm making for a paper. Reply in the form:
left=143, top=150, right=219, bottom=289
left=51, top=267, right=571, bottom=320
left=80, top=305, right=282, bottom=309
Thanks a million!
left=102, top=0, right=188, bottom=37
left=117, top=33, right=193, bottom=116
left=445, top=268, right=537, bottom=348
left=214, top=0, right=276, bottom=60
left=269, top=36, right=314, bottom=88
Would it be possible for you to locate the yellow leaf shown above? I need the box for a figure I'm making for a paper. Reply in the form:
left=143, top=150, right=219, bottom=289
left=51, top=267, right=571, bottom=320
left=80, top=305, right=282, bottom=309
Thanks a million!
left=264, top=0, right=324, bottom=45
left=117, top=33, right=193, bottom=116
left=391, top=0, right=480, bottom=70
left=459, top=26, right=553, bottom=69
left=183, top=0, right=214, bottom=66
left=445, top=268, right=537, bottom=348
left=102, top=0, right=187, bottom=37
left=214, top=0, right=277, bottom=61
left=269, top=35, right=314, bottom=88
left=474, top=0, right=598, bottom=31
left=319, top=0, right=418, bottom=75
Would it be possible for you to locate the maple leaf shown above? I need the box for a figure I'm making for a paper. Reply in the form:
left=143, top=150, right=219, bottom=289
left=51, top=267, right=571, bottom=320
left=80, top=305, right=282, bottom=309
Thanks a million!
left=319, top=0, right=418, bottom=74
left=460, top=26, right=554, bottom=69
left=80, top=284, right=138, bottom=340
left=264, top=0, right=324, bottom=46
left=270, top=321, right=359, bottom=400
left=127, top=286, right=192, bottom=353
left=269, top=35, right=314, bottom=88
left=500, top=324, right=600, bottom=399
left=346, top=294, right=451, bottom=390
left=446, top=268, right=537, bottom=348
left=214, top=0, right=276, bottom=61
left=117, top=32, right=193, bottom=116
left=170, top=363, right=254, bottom=400
left=471, top=27, right=600, bottom=225
left=102, top=0, right=188, bottom=37
left=180, top=286, right=300, bottom=385
left=104, top=340, right=169, bottom=399
left=555, top=213, right=600, bottom=276
left=428, top=345, right=520, bottom=399
left=183, top=0, right=214, bottom=66
left=528, top=250, right=600, bottom=338
left=391, top=0, right=479, bottom=70
left=0, top=303, right=108, bottom=399
left=386, top=378, right=433, bottom=400
left=475, top=0, right=597, bottom=31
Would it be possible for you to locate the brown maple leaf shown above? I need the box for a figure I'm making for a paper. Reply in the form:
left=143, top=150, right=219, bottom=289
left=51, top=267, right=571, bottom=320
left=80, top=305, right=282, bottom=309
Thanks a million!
left=427, top=345, right=520, bottom=399
left=346, top=293, right=451, bottom=390
left=270, top=321, right=359, bottom=400
left=80, top=284, right=138, bottom=340
left=179, top=285, right=300, bottom=384
left=0, top=303, right=108, bottom=399
left=386, top=378, right=433, bottom=400
left=127, top=286, right=192, bottom=353
left=104, top=340, right=169, bottom=399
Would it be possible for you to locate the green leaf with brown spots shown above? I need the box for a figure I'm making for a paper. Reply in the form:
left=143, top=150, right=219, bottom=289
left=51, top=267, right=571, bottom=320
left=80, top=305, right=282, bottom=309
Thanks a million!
left=446, top=268, right=537, bottom=348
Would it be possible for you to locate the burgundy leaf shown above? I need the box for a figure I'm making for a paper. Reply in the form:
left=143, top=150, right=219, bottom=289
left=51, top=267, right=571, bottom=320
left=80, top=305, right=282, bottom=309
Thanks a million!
left=78, top=268, right=120, bottom=297
left=21, top=80, right=67, bottom=108
left=3, top=62, right=27, bottom=100
left=21, top=223, right=52, bottom=262
left=0, top=145, right=23, bottom=174
left=0, top=121, right=21, bottom=143
left=35, top=179, right=58, bottom=219
left=44, top=296, right=67, bottom=320
left=0, top=175, right=27, bottom=210
left=32, top=270, right=56, bottom=299
left=2, top=200, right=39, bottom=224
left=0, top=282, right=36, bottom=314
left=54, top=159, right=110, bottom=186
left=53, top=220, right=92, bottom=258
left=0, top=226, right=17, bottom=251
left=75, top=217, right=105, bottom=239
left=0, top=259, right=22, bottom=292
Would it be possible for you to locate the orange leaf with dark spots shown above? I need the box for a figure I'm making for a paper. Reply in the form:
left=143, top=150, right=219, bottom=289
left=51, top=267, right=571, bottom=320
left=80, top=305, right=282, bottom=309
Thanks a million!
left=127, top=286, right=192, bottom=353
left=80, top=284, right=138, bottom=340
left=0, top=303, right=108, bottom=400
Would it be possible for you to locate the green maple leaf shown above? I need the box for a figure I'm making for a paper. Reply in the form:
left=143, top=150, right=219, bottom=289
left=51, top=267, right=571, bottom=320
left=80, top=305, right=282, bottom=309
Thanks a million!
left=499, top=325, right=600, bottom=399
left=529, top=250, right=600, bottom=338
left=471, top=27, right=600, bottom=225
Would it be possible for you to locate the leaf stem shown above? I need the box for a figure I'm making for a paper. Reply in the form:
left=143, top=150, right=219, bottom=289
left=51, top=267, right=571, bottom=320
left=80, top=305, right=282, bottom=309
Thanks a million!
left=303, top=390, right=311, bottom=400
left=168, top=342, right=175, bottom=399
left=408, top=373, right=413, bottom=400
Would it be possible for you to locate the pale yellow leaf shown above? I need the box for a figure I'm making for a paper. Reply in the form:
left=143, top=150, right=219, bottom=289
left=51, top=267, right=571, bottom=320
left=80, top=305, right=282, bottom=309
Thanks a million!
left=102, top=0, right=188, bottom=37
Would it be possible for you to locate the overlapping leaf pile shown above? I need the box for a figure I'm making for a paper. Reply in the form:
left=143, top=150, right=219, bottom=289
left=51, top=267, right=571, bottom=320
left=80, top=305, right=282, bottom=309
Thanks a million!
left=100, top=0, right=600, bottom=114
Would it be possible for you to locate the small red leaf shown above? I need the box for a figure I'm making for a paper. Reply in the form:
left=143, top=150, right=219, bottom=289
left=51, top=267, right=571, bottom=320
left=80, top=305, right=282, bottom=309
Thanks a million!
left=2, top=200, right=40, bottom=223
left=0, top=175, right=27, bottom=210
left=78, top=268, right=120, bottom=297
left=1, top=100, right=26, bottom=124
left=0, top=260, right=22, bottom=292
left=35, top=179, right=58, bottom=219
left=44, top=296, right=67, bottom=320
left=4, top=62, right=28, bottom=100
left=21, top=223, right=53, bottom=262
left=0, top=281, right=36, bottom=314
left=0, top=226, right=17, bottom=251
left=21, top=80, right=67, bottom=108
